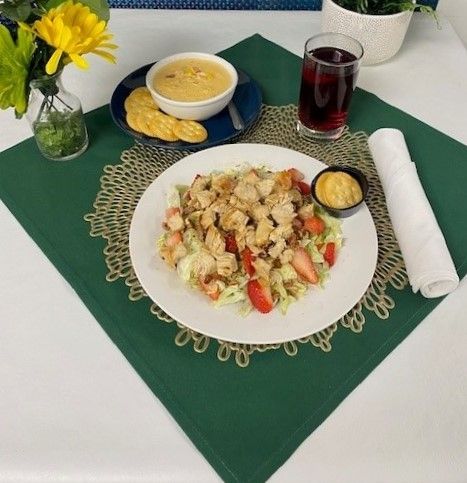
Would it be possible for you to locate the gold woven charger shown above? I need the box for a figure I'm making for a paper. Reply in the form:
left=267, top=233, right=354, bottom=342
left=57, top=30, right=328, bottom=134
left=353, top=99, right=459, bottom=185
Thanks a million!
left=85, top=104, right=408, bottom=367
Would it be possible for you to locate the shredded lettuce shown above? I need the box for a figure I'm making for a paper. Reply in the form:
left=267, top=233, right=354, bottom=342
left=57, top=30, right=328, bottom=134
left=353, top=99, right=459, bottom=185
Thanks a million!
left=317, top=208, right=343, bottom=249
left=166, top=186, right=181, bottom=208
left=238, top=300, right=253, bottom=317
left=183, top=228, right=203, bottom=252
left=271, top=267, right=298, bottom=315
left=277, top=263, right=298, bottom=282
left=316, top=265, right=330, bottom=288
left=278, top=295, right=296, bottom=315
left=305, top=242, right=324, bottom=264
left=176, top=253, right=198, bottom=283
left=286, top=280, right=307, bottom=299
left=215, top=285, right=246, bottom=307
left=156, top=233, right=166, bottom=250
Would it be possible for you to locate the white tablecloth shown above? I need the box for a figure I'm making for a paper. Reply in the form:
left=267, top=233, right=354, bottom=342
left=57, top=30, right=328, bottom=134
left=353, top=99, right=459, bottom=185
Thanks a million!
left=1, top=10, right=466, bottom=483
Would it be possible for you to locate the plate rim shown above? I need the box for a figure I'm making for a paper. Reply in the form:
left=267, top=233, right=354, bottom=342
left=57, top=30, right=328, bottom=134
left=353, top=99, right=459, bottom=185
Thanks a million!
left=109, top=62, right=262, bottom=151
left=129, top=143, right=378, bottom=344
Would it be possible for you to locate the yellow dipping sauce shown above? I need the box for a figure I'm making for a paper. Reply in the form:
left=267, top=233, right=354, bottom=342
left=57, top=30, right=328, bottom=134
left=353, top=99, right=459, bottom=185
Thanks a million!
left=153, top=59, right=231, bottom=102
left=315, top=171, right=363, bottom=209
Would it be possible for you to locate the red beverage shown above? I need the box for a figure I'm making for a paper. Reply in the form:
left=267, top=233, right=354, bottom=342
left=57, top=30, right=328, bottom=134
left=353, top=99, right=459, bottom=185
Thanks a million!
left=297, top=34, right=362, bottom=141
left=298, top=47, right=359, bottom=133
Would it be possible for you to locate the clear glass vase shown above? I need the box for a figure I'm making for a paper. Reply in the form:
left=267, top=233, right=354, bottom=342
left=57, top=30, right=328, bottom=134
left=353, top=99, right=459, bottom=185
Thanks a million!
left=27, top=71, right=89, bottom=161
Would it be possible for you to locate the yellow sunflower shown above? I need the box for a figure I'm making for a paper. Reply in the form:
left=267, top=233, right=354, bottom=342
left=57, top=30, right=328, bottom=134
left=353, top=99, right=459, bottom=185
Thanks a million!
left=21, top=1, right=117, bottom=75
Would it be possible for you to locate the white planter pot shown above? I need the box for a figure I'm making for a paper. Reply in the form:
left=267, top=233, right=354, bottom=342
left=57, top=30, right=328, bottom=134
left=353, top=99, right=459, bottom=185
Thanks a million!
left=321, top=0, right=414, bottom=65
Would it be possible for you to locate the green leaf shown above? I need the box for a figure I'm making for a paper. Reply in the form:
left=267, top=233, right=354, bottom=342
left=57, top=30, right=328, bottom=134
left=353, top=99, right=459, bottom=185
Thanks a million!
left=0, top=0, right=32, bottom=21
left=44, top=0, right=110, bottom=21
left=0, top=25, right=35, bottom=115
left=335, top=0, right=437, bottom=18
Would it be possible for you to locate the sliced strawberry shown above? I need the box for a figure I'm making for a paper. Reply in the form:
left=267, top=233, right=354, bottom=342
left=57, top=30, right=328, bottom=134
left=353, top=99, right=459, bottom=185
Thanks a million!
left=165, top=207, right=180, bottom=219
left=291, top=247, right=319, bottom=284
left=241, top=247, right=256, bottom=276
left=303, top=216, right=325, bottom=235
left=323, top=242, right=336, bottom=267
left=199, top=276, right=220, bottom=300
left=247, top=279, right=273, bottom=314
left=166, top=231, right=182, bottom=247
left=288, top=168, right=305, bottom=182
left=294, top=180, right=311, bottom=196
left=225, top=232, right=238, bottom=254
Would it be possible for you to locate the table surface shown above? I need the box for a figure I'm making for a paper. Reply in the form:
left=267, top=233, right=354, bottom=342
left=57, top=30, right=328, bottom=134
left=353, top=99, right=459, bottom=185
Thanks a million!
left=1, top=9, right=467, bottom=483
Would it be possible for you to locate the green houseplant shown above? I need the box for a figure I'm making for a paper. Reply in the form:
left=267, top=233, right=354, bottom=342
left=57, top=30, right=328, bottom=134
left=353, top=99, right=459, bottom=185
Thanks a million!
left=333, top=0, right=435, bottom=16
left=321, top=0, right=437, bottom=65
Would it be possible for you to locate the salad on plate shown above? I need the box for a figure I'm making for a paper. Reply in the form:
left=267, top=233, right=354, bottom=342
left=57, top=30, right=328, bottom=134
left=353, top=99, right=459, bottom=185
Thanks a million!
left=157, top=165, right=342, bottom=314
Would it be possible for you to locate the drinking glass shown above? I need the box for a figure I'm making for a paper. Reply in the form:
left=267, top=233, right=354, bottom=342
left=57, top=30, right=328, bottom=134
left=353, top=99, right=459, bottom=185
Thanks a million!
left=297, top=32, right=363, bottom=141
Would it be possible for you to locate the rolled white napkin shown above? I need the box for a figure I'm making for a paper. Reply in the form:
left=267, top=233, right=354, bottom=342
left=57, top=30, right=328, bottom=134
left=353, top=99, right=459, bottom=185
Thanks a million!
left=368, top=128, right=459, bottom=298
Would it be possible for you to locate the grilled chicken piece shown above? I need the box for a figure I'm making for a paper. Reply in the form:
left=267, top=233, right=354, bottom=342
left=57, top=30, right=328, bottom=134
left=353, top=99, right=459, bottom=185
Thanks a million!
left=264, top=192, right=292, bottom=209
left=200, top=208, right=215, bottom=230
left=255, top=218, right=274, bottom=247
left=289, top=188, right=303, bottom=205
left=252, top=257, right=272, bottom=280
left=193, top=250, right=217, bottom=277
left=172, top=243, right=188, bottom=264
left=268, top=239, right=286, bottom=259
left=271, top=201, right=296, bottom=225
left=205, top=225, right=225, bottom=256
left=195, top=190, right=216, bottom=209
left=233, top=181, right=260, bottom=204
left=298, top=203, right=315, bottom=220
left=219, top=206, right=249, bottom=232
left=191, top=175, right=210, bottom=194
left=235, top=231, right=246, bottom=253
left=269, top=223, right=294, bottom=243
left=279, top=248, right=294, bottom=265
left=249, top=202, right=270, bottom=222
left=256, top=178, right=275, bottom=198
left=210, top=196, right=229, bottom=215
left=243, top=169, right=260, bottom=185
left=159, top=243, right=188, bottom=268
left=274, top=170, right=293, bottom=192
left=211, top=173, right=235, bottom=195
left=229, top=194, right=250, bottom=213
left=216, top=252, right=238, bottom=277
left=244, top=226, right=260, bottom=252
left=166, top=212, right=184, bottom=232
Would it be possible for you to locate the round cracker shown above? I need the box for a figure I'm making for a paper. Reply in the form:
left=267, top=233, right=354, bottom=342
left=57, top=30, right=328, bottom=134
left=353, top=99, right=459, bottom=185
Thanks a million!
left=144, top=113, right=180, bottom=141
left=135, top=110, right=174, bottom=139
left=128, top=87, right=158, bottom=109
left=173, top=120, right=208, bottom=143
left=124, top=95, right=142, bottom=113
left=125, top=94, right=159, bottom=112
left=126, top=111, right=144, bottom=133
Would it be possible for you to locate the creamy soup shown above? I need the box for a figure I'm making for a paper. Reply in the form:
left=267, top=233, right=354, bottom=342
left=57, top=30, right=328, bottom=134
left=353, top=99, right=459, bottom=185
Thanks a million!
left=153, top=58, right=232, bottom=102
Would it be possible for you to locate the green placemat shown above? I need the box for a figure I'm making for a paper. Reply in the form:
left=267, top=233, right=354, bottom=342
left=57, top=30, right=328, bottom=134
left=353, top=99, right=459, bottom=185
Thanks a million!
left=1, top=34, right=466, bottom=483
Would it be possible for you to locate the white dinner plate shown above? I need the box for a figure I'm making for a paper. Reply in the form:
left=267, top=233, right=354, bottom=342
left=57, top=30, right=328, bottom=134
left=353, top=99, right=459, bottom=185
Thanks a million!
left=129, top=143, right=378, bottom=344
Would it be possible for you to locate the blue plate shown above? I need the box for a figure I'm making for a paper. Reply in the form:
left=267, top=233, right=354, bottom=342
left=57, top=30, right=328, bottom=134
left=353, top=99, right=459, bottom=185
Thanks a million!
left=110, top=63, right=262, bottom=150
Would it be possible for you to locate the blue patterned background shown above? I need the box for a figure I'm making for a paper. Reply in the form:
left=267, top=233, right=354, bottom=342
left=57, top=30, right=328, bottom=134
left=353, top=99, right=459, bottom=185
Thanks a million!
left=0, top=1, right=440, bottom=25
left=107, top=0, right=437, bottom=10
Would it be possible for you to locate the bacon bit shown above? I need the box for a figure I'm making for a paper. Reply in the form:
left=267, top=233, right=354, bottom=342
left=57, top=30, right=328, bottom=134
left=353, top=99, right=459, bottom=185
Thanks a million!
left=224, top=232, right=238, bottom=253
left=166, top=207, right=180, bottom=219
left=199, top=276, right=220, bottom=300
left=166, top=231, right=182, bottom=247
left=287, top=168, right=305, bottom=182
left=292, top=218, right=303, bottom=230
